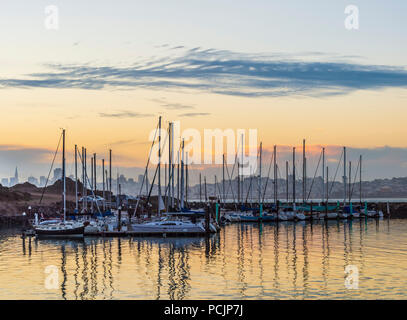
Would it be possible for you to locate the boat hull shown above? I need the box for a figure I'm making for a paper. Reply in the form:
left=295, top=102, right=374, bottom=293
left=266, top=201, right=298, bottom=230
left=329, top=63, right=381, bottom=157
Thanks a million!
left=35, top=226, right=85, bottom=238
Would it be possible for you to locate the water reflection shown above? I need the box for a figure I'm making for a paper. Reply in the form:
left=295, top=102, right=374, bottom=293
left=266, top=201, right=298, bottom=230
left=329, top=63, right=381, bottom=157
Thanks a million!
left=2, top=219, right=407, bottom=299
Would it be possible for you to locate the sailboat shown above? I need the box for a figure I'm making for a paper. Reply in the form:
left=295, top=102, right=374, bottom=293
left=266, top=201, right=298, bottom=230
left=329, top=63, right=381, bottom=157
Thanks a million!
left=34, top=129, right=85, bottom=238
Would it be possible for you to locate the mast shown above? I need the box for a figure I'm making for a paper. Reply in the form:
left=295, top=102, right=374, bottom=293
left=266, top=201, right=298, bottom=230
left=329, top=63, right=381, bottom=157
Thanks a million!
left=180, top=139, right=185, bottom=210
left=82, top=146, right=85, bottom=212
left=359, top=155, right=362, bottom=205
left=91, top=155, right=94, bottom=213
left=105, top=169, right=109, bottom=207
left=109, top=149, right=112, bottom=210
left=273, top=145, right=277, bottom=205
left=343, top=146, right=347, bottom=206
left=94, top=153, right=97, bottom=196
left=102, top=159, right=105, bottom=211
left=258, top=143, right=262, bottom=206
left=74, top=144, right=78, bottom=212
left=168, top=122, right=172, bottom=210
left=62, top=129, right=66, bottom=222
left=241, top=133, right=244, bottom=206
left=185, top=151, right=189, bottom=206
left=171, top=124, right=175, bottom=209
left=326, top=166, right=329, bottom=207
left=177, top=150, right=180, bottom=208
left=223, top=154, right=226, bottom=204
left=117, top=172, right=119, bottom=208
left=84, top=148, right=87, bottom=211
left=322, top=147, right=325, bottom=203
left=237, top=160, right=240, bottom=205
left=293, top=147, right=296, bottom=207
left=158, top=116, right=162, bottom=215
left=349, top=161, right=352, bottom=204
left=303, top=139, right=305, bottom=204
left=286, top=161, right=289, bottom=203
left=215, top=175, right=218, bottom=198
left=165, top=163, right=167, bottom=211
left=199, top=173, right=202, bottom=203
left=204, top=176, right=207, bottom=201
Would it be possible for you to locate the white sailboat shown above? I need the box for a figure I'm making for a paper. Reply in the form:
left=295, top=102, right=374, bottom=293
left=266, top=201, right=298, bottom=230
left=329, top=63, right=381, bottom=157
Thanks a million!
left=34, top=129, right=85, bottom=238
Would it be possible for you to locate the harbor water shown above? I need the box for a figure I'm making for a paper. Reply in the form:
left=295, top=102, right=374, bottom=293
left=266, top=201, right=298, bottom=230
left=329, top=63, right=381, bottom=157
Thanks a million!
left=0, top=218, right=406, bottom=299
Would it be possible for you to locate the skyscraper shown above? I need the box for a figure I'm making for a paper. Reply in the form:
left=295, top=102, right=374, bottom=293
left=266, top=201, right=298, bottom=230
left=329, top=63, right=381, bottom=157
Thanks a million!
left=10, top=167, right=19, bottom=186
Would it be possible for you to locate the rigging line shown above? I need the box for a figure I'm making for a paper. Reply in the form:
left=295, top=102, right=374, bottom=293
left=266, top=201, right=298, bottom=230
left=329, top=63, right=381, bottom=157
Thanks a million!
left=224, top=138, right=242, bottom=198
left=225, top=161, right=237, bottom=206
left=137, top=121, right=159, bottom=197
left=39, top=132, right=63, bottom=205
left=245, top=174, right=254, bottom=203
left=77, top=148, right=102, bottom=214
left=350, top=158, right=360, bottom=200
left=261, top=153, right=274, bottom=202
left=328, top=148, right=344, bottom=198
left=216, top=179, right=223, bottom=200
left=146, top=164, right=159, bottom=204
left=307, top=150, right=323, bottom=201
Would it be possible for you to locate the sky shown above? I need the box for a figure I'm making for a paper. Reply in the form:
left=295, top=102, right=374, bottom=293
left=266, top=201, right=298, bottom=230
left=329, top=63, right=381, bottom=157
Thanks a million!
left=0, top=0, right=406, bottom=183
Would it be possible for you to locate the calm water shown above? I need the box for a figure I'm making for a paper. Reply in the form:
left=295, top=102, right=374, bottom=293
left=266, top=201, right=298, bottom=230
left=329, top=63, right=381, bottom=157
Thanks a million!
left=0, top=219, right=406, bottom=299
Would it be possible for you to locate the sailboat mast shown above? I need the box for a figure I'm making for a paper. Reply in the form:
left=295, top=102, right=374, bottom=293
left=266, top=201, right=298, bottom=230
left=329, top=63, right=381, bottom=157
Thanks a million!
left=84, top=148, right=87, bottom=211
left=326, top=166, right=329, bottom=205
left=293, top=147, right=296, bottom=207
left=62, top=129, right=66, bottom=222
left=177, top=150, right=180, bottom=208
left=158, top=116, right=162, bottom=215
left=322, top=147, right=325, bottom=203
left=185, top=152, right=189, bottom=206
left=359, top=155, right=362, bottom=205
left=82, top=146, right=85, bottom=212
left=94, top=153, right=97, bottom=196
left=241, top=134, right=244, bottom=205
left=273, top=145, right=277, bottom=205
left=343, top=146, right=347, bottom=206
left=303, top=139, right=305, bottom=204
left=258, top=143, right=262, bottom=206
left=237, top=160, right=240, bottom=205
left=223, top=154, right=225, bottom=204
left=286, top=161, right=289, bottom=203
left=349, top=161, right=352, bottom=203
left=204, top=176, right=207, bottom=201
left=199, top=173, right=202, bottom=203
left=180, top=139, right=184, bottom=209
left=102, top=159, right=105, bottom=211
left=168, top=122, right=172, bottom=210
left=91, top=155, right=94, bottom=212
left=109, top=149, right=112, bottom=210
left=75, top=144, right=78, bottom=212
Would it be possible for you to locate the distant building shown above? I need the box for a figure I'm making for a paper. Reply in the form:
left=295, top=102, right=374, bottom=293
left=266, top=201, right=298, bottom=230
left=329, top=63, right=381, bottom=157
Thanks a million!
left=1, top=178, right=8, bottom=187
left=9, top=167, right=19, bottom=186
left=138, top=174, right=144, bottom=184
left=52, top=168, right=62, bottom=182
left=39, top=176, right=47, bottom=187
left=28, top=176, right=39, bottom=186
left=119, top=174, right=126, bottom=184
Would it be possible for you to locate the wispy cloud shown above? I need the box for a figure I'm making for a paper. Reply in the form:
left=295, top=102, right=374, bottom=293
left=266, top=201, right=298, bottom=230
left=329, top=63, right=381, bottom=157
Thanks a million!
left=99, top=111, right=154, bottom=118
left=151, top=98, right=195, bottom=110
left=1, top=47, right=407, bottom=97
left=178, top=112, right=210, bottom=117
left=163, top=103, right=194, bottom=110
